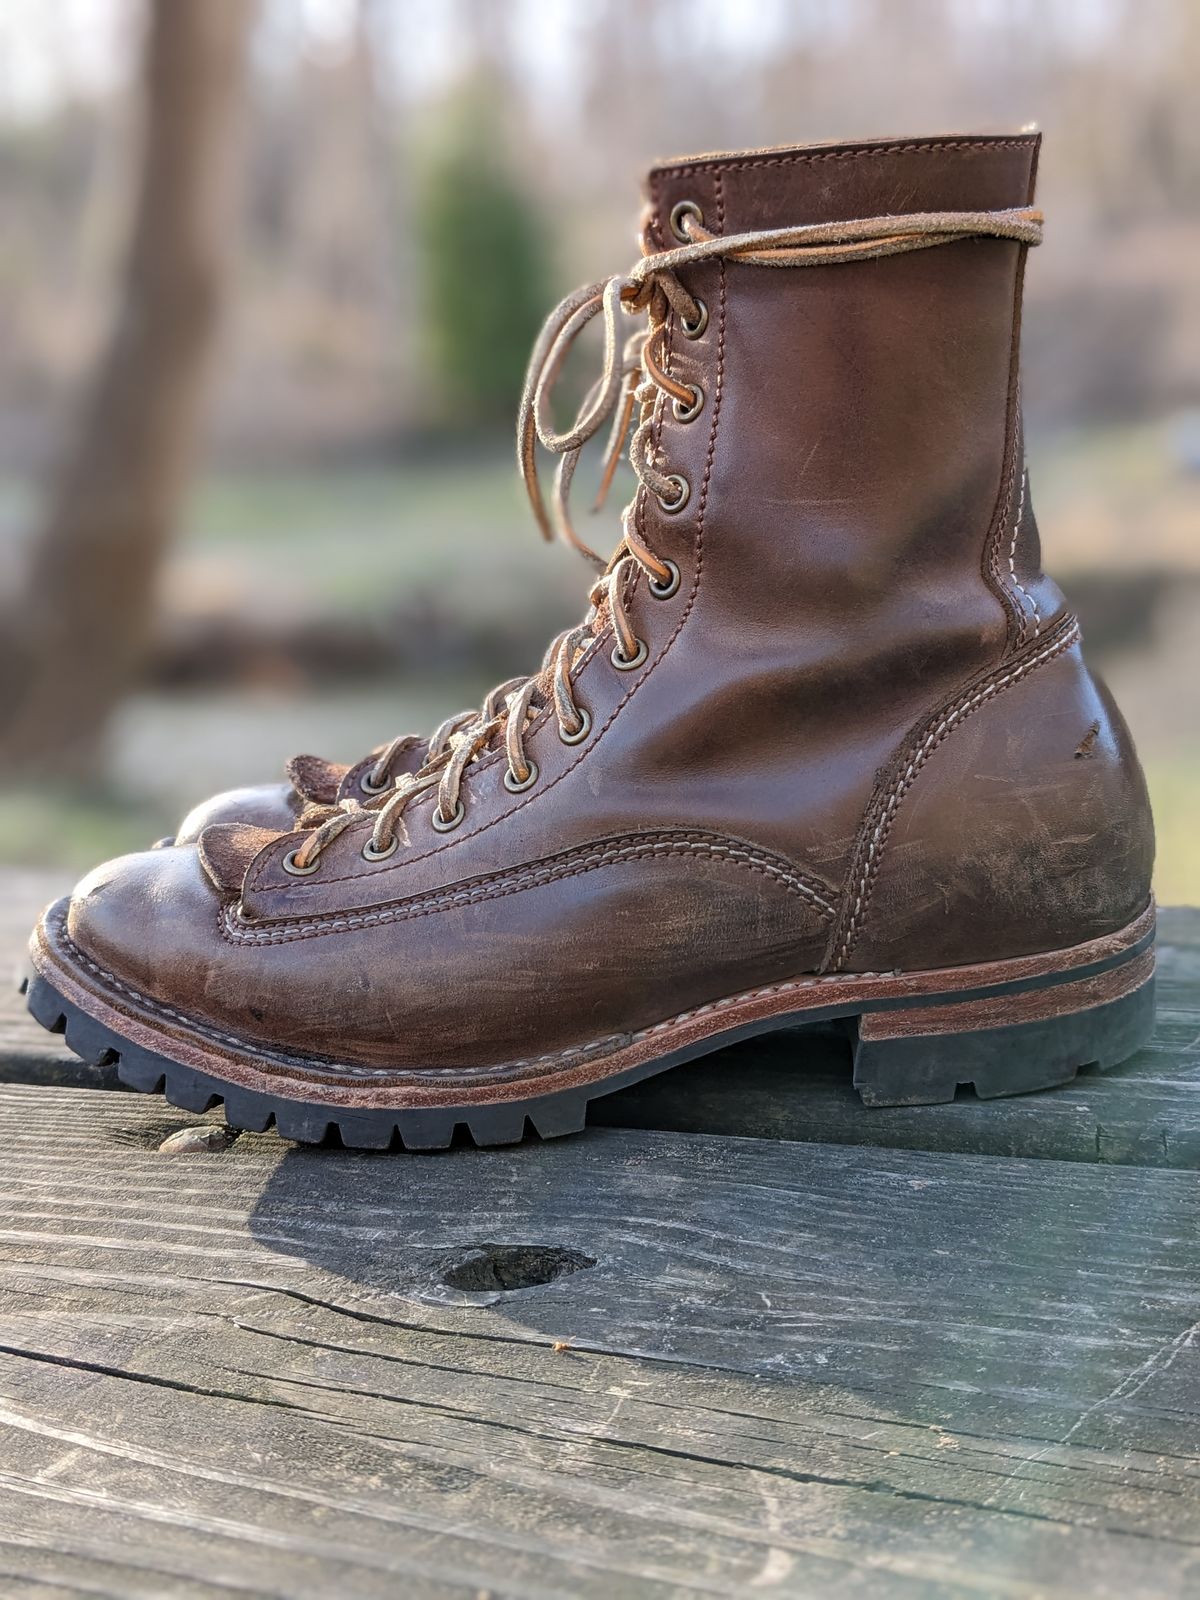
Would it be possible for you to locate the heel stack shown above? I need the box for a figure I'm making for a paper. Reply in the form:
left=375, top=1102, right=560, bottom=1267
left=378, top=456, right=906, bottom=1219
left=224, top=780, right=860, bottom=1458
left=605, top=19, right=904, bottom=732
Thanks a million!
left=850, top=949, right=1155, bottom=1108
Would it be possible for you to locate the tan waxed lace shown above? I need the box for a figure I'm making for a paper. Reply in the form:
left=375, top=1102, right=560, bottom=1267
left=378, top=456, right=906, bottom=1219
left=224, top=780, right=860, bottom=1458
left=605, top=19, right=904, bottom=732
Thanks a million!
left=357, top=677, right=528, bottom=797
left=285, top=201, right=1043, bottom=875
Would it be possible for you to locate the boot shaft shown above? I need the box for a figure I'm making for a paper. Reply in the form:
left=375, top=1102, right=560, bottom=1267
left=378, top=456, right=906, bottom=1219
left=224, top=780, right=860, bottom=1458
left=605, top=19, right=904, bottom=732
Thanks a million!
left=643, top=134, right=1050, bottom=702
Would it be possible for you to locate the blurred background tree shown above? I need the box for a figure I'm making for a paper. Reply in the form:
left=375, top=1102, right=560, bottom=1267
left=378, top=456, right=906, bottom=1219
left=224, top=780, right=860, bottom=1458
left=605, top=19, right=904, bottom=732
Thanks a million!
left=0, top=0, right=252, bottom=778
left=0, top=0, right=1196, bottom=894
left=414, top=83, right=552, bottom=430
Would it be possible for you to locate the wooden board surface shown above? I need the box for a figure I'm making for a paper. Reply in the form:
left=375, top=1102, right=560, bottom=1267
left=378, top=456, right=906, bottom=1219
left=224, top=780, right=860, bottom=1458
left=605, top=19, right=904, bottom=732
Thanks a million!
left=5, top=872, right=1198, bottom=1167
left=1, top=1082, right=1199, bottom=1598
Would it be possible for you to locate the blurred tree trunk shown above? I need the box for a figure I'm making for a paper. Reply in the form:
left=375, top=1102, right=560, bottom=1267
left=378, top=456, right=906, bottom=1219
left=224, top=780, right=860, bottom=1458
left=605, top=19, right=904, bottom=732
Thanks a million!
left=0, top=0, right=253, bottom=779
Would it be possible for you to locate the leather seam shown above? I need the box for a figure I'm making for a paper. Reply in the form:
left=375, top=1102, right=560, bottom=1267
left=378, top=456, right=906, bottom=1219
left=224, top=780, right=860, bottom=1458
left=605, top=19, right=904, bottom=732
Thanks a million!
left=225, top=834, right=836, bottom=947
left=830, top=617, right=1081, bottom=971
left=981, top=245, right=1031, bottom=651
left=652, top=137, right=1039, bottom=182
left=1005, top=462, right=1041, bottom=641
left=984, top=139, right=1039, bottom=653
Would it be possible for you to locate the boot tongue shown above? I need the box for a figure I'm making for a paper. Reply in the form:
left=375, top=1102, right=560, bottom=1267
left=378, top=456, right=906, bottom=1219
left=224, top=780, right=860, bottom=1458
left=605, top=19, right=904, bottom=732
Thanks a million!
left=286, top=753, right=349, bottom=805
left=198, top=823, right=291, bottom=894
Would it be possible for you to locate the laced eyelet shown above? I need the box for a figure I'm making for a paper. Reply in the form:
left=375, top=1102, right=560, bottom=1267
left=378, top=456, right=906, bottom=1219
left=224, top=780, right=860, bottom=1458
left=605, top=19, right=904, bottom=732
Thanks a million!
left=503, top=760, right=539, bottom=793
left=611, top=637, right=648, bottom=672
left=359, top=770, right=391, bottom=796
left=670, top=200, right=704, bottom=243
left=282, top=849, right=320, bottom=877
left=672, top=384, right=704, bottom=424
left=430, top=800, right=465, bottom=833
left=681, top=298, right=708, bottom=339
left=656, top=474, right=690, bottom=515
left=648, top=559, right=681, bottom=600
left=361, top=835, right=398, bottom=862
left=559, top=706, right=592, bottom=745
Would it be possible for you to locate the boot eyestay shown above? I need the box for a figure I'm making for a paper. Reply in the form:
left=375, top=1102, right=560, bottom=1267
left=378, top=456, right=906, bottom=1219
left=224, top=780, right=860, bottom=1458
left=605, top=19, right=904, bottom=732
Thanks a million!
left=359, top=769, right=391, bottom=795
left=611, top=637, right=648, bottom=672
left=282, top=849, right=320, bottom=877
left=670, top=200, right=704, bottom=243
left=672, top=384, right=704, bottom=423
left=559, top=706, right=592, bottom=745
left=657, top=474, right=690, bottom=514
left=681, top=298, right=708, bottom=339
left=648, top=560, right=681, bottom=600
left=361, top=835, right=398, bottom=862
left=431, top=800, right=465, bottom=833
left=504, top=760, right=539, bottom=793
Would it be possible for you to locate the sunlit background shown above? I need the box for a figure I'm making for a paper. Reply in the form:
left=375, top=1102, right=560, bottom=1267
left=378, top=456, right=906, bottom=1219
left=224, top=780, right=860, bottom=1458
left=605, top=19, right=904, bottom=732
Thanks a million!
left=0, top=0, right=1196, bottom=896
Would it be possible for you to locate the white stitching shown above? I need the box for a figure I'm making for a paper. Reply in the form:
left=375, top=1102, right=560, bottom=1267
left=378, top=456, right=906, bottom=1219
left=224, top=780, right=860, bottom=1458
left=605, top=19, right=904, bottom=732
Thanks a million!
left=228, top=834, right=835, bottom=946
left=834, top=619, right=1080, bottom=970
left=1006, top=466, right=1041, bottom=639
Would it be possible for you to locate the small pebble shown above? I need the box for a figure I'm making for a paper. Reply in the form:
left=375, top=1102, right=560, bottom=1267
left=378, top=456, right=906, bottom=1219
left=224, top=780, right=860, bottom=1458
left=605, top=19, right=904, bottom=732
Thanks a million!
left=158, top=1124, right=236, bottom=1155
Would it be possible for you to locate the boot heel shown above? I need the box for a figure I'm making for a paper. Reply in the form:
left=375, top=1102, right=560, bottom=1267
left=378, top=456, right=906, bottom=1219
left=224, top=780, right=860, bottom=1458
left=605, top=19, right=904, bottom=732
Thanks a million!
left=850, top=952, right=1155, bottom=1107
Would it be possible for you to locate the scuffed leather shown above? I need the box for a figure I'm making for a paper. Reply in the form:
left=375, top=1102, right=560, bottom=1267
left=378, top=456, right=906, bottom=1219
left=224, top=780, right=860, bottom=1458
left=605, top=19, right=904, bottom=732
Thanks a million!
left=838, top=640, right=1154, bottom=972
left=61, top=133, right=1155, bottom=1073
left=66, top=832, right=834, bottom=1068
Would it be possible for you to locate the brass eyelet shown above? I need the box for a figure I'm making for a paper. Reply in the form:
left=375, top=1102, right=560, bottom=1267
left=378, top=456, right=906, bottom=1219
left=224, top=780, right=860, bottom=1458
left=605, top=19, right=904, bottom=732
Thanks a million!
left=361, top=835, right=398, bottom=862
left=559, top=706, right=592, bottom=745
left=648, top=559, right=681, bottom=600
left=656, top=474, right=690, bottom=515
left=670, top=199, right=704, bottom=243
left=672, top=384, right=704, bottom=424
left=282, top=849, right=320, bottom=877
left=503, top=760, right=539, bottom=793
left=430, top=800, right=465, bottom=833
left=681, top=298, right=708, bottom=339
left=359, top=769, right=391, bottom=796
left=611, top=637, right=648, bottom=672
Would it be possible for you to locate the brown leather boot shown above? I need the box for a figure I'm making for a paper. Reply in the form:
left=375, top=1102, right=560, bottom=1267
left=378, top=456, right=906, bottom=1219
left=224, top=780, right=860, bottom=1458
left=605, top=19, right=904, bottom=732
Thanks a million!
left=27, top=132, right=1155, bottom=1149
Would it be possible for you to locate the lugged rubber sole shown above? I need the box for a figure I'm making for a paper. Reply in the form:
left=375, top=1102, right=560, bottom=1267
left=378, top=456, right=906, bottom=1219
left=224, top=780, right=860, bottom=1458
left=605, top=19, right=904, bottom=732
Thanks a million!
left=23, top=899, right=1155, bottom=1151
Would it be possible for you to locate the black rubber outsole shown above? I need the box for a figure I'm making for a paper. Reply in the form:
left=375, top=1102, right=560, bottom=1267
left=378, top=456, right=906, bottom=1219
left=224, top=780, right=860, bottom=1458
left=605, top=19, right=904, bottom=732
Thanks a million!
left=20, top=942, right=1156, bottom=1151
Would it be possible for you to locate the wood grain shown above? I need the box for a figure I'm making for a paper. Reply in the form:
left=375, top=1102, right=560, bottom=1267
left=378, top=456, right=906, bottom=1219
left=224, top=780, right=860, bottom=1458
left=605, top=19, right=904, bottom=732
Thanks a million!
left=1, top=1083, right=1200, bottom=1597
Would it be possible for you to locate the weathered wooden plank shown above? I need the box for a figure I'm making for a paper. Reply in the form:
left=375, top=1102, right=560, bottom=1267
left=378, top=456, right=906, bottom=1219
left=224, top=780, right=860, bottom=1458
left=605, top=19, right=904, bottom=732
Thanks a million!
left=3, top=871, right=1198, bottom=1167
left=0, top=1084, right=1198, bottom=1596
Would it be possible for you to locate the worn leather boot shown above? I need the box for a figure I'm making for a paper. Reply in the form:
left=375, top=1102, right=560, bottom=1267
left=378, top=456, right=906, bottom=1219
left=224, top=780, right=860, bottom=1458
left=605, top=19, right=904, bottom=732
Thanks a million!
left=27, top=132, right=1155, bottom=1148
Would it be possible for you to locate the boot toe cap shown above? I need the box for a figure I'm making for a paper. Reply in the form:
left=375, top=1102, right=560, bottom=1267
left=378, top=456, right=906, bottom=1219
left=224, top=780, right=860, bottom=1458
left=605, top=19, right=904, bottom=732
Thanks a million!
left=66, top=845, right=224, bottom=1010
